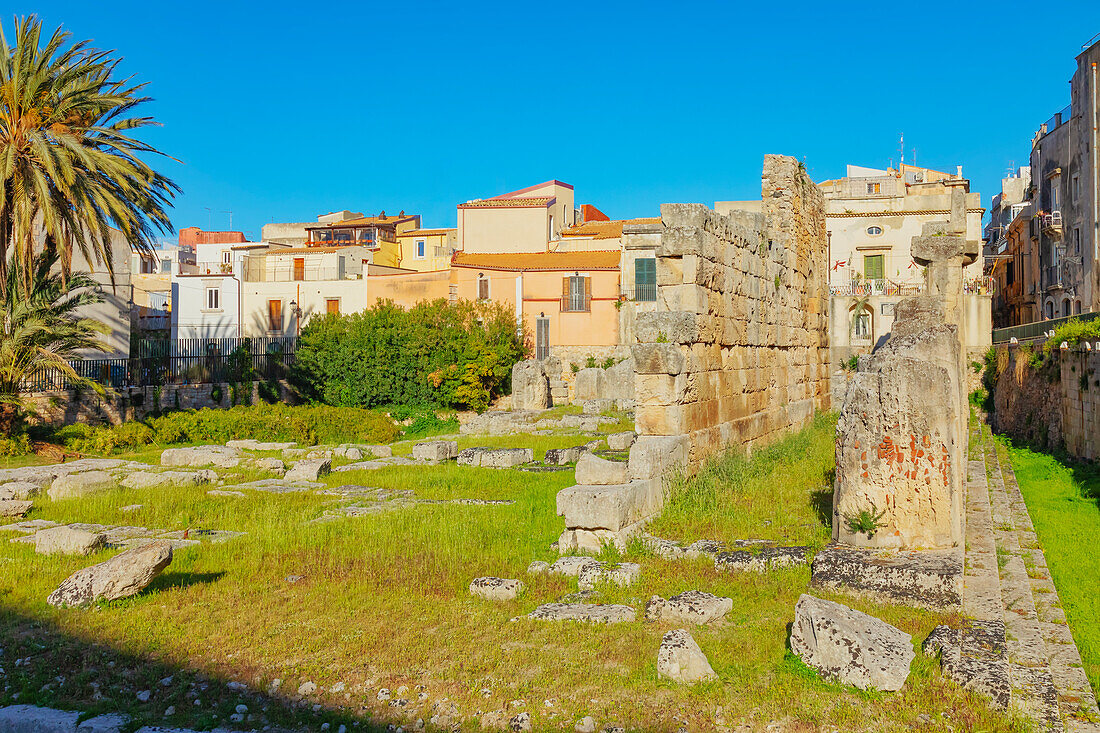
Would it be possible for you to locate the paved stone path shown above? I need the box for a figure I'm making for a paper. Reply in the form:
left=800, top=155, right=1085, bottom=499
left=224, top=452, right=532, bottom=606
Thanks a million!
left=969, top=421, right=1100, bottom=732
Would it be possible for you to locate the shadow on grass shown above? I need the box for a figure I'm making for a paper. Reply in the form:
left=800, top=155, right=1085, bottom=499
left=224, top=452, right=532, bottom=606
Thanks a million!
left=990, top=429, right=1100, bottom=511
left=147, top=571, right=227, bottom=593
left=0, top=604, right=392, bottom=731
left=809, top=468, right=835, bottom=529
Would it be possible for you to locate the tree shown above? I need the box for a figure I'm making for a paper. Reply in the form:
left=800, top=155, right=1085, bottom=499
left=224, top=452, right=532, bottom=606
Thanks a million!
left=0, top=15, right=177, bottom=297
left=0, top=243, right=107, bottom=431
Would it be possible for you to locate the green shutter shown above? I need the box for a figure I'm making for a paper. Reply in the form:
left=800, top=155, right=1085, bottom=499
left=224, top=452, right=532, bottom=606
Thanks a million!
left=864, top=254, right=884, bottom=281
left=635, top=258, right=656, bottom=301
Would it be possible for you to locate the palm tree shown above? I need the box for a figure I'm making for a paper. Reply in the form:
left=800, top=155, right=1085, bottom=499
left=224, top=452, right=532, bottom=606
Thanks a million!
left=0, top=243, right=107, bottom=431
left=0, top=15, right=177, bottom=297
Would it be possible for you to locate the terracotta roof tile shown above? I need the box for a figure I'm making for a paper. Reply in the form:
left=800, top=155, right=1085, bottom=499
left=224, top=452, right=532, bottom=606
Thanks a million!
left=397, top=228, right=456, bottom=236
left=561, top=217, right=661, bottom=240
left=452, top=250, right=620, bottom=272
left=457, top=197, right=554, bottom=210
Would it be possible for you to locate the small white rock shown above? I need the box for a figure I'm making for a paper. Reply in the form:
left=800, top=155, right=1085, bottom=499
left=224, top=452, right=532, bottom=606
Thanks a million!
left=136, top=690, right=151, bottom=702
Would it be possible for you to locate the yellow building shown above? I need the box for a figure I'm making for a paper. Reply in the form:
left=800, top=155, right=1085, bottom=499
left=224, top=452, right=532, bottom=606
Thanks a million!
left=394, top=227, right=458, bottom=271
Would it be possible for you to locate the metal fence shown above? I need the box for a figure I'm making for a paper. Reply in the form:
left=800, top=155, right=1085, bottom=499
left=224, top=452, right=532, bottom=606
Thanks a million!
left=992, top=311, right=1100, bottom=344
left=22, top=337, right=297, bottom=392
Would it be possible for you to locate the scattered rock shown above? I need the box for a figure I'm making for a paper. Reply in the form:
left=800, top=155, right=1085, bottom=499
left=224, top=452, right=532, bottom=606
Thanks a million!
left=458, top=447, right=534, bottom=468
left=0, top=499, right=32, bottom=518
left=136, top=689, right=151, bottom=702
left=548, top=556, right=600, bottom=577
left=161, top=445, right=242, bottom=468
left=575, top=716, right=597, bottom=733
left=120, top=471, right=214, bottom=490
left=0, top=705, right=80, bottom=730
left=412, top=441, right=459, bottom=462
left=525, top=603, right=636, bottom=623
left=644, top=591, right=733, bottom=625
left=789, top=594, right=914, bottom=691
left=227, top=439, right=297, bottom=451
left=207, top=489, right=247, bottom=498
left=606, top=432, right=636, bottom=451
left=34, top=526, right=106, bottom=556
left=714, top=546, right=808, bottom=572
left=253, top=457, right=286, bottom=474
left=470, top=577, right=525, bottom=601
left=298, top=681, right=317, bottom=696
left=79, top=712, right=130, bottom=732
left=377, top=688, right=391, bottom=701
left=46, top=540, right=173, bottom=608
left=48, top=471, right=115, bottom=500
left=285, top=458, right=331, bottom=482
left=576, top=562, right=641, bottom=591
left=119, top=504, right=143, bottom=513
left=657, top=629, right=717, bottom=683
left=526, top=561, right=550, bottom=574
left=923, top=621, right=1009, bottom=709
left=0, top=481, right=39, bottom=500
left=544, top=446, right=588, bottom=466
left=574, top=453, right=629, bottom=486
left=509, top=711, right=532, bottom=732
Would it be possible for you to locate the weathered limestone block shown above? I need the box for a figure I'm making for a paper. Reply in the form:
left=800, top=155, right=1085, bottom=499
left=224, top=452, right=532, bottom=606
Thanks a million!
left=811, top=545, right=962, bottom=610
left=34, top=526, right=105, bottom=556
left=161, top=445, right=241, bottom=468
left=525, top=603, right=636, bottom=623
left=469, top=577, right=525, bottom=601
left=645, top=590, right=733, bottom=625
left=48, top=471, right=115, bottom=500
left=556, top=478, right=662, bottom=532
left=412, top=440, right=459, bottom=462
left=227, top=439, right=297, bottom=451
left=254, top=457, right=286, bottom=474
left=657, top=629, right=717, bottom=683
left=511, top=360, right=550, bottom=411
left=458, top=447, right=533, bottom=468
left=574, top=453, right=629, bottom=485
left=0, top=705, right=82, bottom=731
left=576, top=561, right=641, bottom=591
left=923, top=621, right=1009, bottom=709
left=832, top=318, right=964, bottom=550
left=606, top=431, right=636, bottom=451
left=46, top=540, right=173, bottom=607
left=285, top=458, right=331, bottom=482
left=120, top=471, right=214, bottom=490
left=548, top=556, right=600, bottom=577
left=573, top=368, right=604, bottom=401
left=714, top=546, right=808, bottom=572
left=628, top=435, right=689, bottom=480
left=0, top=481, right=39, bottom=500
left=544, top=446, right=588, bottom=465
left=632, top=343, right=685, bottom=375
left=0, top=499, right=32, bottom=517
left=556, top=527, right=635, bottom=553
left=789, top=594, right=914, bottom=691
left=602, top=357, right=635, bottom=401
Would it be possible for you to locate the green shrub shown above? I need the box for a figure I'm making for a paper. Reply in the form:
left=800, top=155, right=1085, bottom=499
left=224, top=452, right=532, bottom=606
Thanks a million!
left=292, top=299, right=525, bottom=412
left=0, top=432, right=31, bottom=456
left=53, top=403, right=401, bottom=455
left=1043, top=317, right=1100, bottom=360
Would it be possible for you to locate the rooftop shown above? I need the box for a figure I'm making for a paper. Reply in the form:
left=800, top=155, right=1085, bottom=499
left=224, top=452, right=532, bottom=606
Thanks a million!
left=451, top=250, right=620, bottom=272
left=305, top=214, right=419, bottom=230
left=397, top=228, right=457, bottom=237
left=457, top=197, right=555, bottom=210
left=561, top=217, right=661, bottom=240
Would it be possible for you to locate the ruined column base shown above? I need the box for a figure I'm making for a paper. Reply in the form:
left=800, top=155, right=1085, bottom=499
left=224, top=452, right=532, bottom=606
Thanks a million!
left=810, top=544, right=963, bottom=611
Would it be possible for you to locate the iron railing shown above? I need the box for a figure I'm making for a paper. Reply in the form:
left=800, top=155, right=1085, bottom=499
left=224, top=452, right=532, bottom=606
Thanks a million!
left=992, top=311, right=1100, bottom=343
left=22, top=337, right=297, bottom=392
left=630, top=283, right=657, bottom=302
left=829, top=279, right=923, bottom=297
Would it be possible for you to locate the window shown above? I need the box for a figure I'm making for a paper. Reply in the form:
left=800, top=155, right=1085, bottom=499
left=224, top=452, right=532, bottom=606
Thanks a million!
left=562, top=275, right=590, bottom=312
left=1075, top=300, right=1083, bottom=315
left=866, top=182, right=881, bottom=195
left=853, top=307, right=872, bottom=340
left=205, top=287, right=220, bottom=311
left=160, top=259, right=171, bottom=274
left=1072, top=175, right=1080, bottom=202
left=1006, top=261, right=1015, bottom=285
left=866, top=226, right=883, bottom=236
left=477, top=274, right=490, bottom=301
left=634, top=258, right=656, bottom=301
left=1063, top=298, right=1071, bottom=317
left=863, top=254, right=884, bottom=281
left=293, top=257, right=305, bottom=281
left=268, top=300, right=283, bottom=332
left=549, top=215, right=555, bottom=241
left=1075, top=227, right=1081, bottom=255
left=880, top=302, right=895, bottom=316
left=326, top=298, right=340, bottom=315
left=415, top=240, right=426, bottom=259
left=1050, top=176, right=1061, bottom=210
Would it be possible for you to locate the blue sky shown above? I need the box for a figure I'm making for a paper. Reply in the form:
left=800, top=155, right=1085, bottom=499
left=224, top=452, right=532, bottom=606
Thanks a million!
left=14, top=1, right=1100, bottom=241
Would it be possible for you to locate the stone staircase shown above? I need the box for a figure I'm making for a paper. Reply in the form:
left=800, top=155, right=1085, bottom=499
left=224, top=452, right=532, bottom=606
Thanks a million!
left=549, top=374, right=569, bottom=406
left=965, top=421, right=1100, bottom=731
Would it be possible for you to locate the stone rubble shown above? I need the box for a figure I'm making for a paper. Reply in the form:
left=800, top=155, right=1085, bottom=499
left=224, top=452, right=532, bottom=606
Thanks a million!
left=644, top=591, right=733, bottom=625
left=923, top=621, right=1010, bottom=710
left=524, top=603, right=636, bottom=623
left=47, top=540, right=173, bottom=607
left=469, top=577, right=525, bottom=601
left=576, top=561, right=641, bottom=591
left=0, top=499, right=32, bottom=517
left=656, top=629, right=717, bottom=684
left=789, top=594, right=914, bottom=691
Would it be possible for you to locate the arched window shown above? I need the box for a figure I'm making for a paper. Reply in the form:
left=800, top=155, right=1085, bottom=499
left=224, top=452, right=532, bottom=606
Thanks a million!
left=1062, top=298, right=1071, bottom=317
left=1045, top=300, right=1055, bottom=319
left=866, top=226, right=883, bottom=236
left=1074, top=300, right=1082, bottom=315
left=850, top=302, right=873, bottom=342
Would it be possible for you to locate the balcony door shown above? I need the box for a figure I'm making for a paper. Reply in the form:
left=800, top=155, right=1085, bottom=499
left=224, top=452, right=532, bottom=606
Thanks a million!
left=535, top=317, right=550, bottom=360
left=293, top=258, right=305, bottom=281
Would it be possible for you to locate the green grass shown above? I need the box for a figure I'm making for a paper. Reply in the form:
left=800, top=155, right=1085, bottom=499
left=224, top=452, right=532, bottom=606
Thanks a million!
left=0, top=417, right=1029, bottom=732
left=996, top=437, right=1100, bottom=693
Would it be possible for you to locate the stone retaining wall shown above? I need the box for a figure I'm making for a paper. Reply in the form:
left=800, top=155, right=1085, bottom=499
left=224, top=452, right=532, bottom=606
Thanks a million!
left=630, top=154, right=831, bottom=468
left=24, top=380, right=296, bottom=427
left=990, top=344, right=1100, bottom=459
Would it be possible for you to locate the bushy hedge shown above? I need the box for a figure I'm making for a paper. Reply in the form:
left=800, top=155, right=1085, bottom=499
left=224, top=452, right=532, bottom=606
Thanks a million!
left=291, top=299, right=526, bottom=412
left=55, top=403, right=401, bottom=455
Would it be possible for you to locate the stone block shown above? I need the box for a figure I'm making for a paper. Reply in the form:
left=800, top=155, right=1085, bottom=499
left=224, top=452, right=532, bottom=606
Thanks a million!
left=34, top=526, right=105, bottom=556
left=512, top=360, right=551, bottom=411
left=0, top=481, right=39, bottom=500
left=0, top=705, right=81, bottom=732
left=573, top=368, right=604, bottom=401
left=469, top=577, right=525, bottom=602
left=606, top=431, right=636, bottom=451
left=161, top=445, right=241, bottom=469
left=644, top=591, right=733, bottom=625
left=544, top=446, right=588, bottom=466
left=556, top=478, right=662, bottom=532
left=48, top=471, right=115, bottom=500
left=412, top=440, right=459, bottom=462
left=632, top=343, right=685, bottom=375
left=635, top=312, right=698, bottom=345
left=577, top=561, right=641, bottom=591
left=0, top=500, right=32, bottom=517
left=657, top=629, right=717, bottom=684
left=47, top=540, right=173, bottom=608
left=525, top=603, right=636, bottom=623
left=581, top=399, right=615, bottom=415
left=810, top=544, right=962, bottom=610
left=458, top=447, right=533, bottom=468
left=574, top=453, right=629, bottom=485
left=285, top=458, right=331, bottom=482
left=628, top=435, right=689, bottom=480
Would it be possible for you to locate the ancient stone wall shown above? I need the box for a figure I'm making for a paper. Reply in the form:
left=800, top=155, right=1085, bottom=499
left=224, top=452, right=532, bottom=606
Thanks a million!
left=630, top=155, right=831, bottom=467
left=990, top=344, right=1100, bottom=460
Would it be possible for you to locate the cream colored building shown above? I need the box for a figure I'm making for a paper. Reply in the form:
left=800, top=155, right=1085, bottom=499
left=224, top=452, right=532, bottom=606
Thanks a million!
left=393, top=227, right=457, bottom=272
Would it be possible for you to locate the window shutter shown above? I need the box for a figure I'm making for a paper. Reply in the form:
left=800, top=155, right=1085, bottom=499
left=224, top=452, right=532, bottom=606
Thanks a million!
left=562, top=277, right=570, bottom=298
left=584, top=276, right=592, bottom=300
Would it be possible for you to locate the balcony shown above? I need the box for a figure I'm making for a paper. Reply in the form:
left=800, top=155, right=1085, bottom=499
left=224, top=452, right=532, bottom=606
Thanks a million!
left=828, top=279, right=923, bottom=297
left=181, top=261, right=232, bottom=276
left=561, top=294, right=591, bottom=313
left=630, top=283, right=657, bottom=302
left=1042, top=211, right=1063, bottom=238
